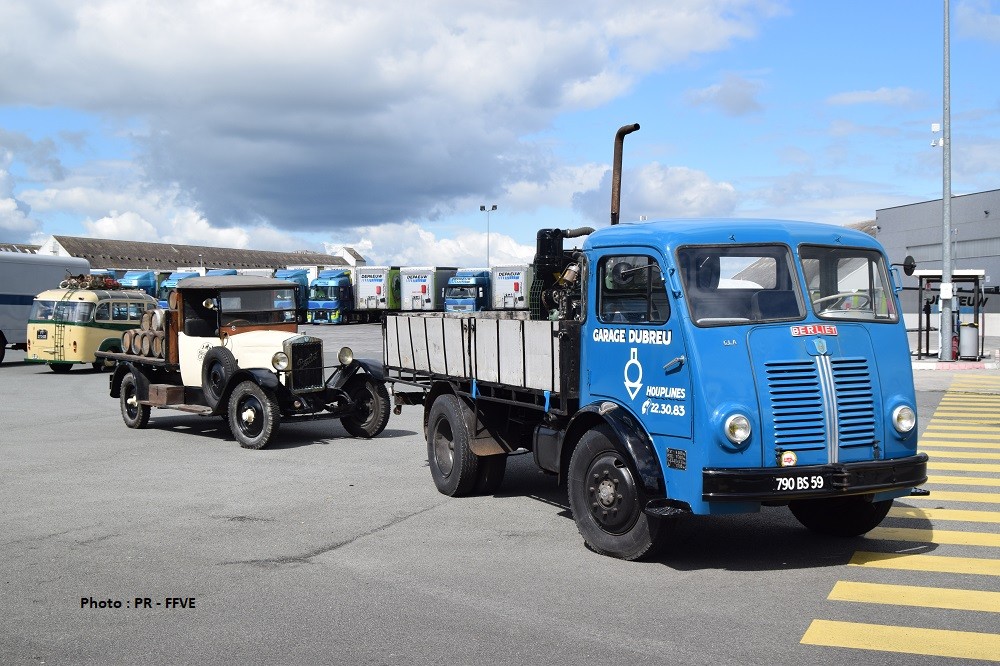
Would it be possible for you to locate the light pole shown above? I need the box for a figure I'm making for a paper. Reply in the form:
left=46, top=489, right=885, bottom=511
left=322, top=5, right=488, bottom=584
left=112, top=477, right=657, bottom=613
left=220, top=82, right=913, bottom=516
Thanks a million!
left=940, top=0, right=954, bottom=360
left=480, top=204, right=497, bottom=267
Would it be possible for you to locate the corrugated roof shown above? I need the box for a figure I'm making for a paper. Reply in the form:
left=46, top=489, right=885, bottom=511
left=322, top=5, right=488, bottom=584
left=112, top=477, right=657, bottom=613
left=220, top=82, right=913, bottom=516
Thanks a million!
left=51, top=235, right=356, bottom=271
left=0, top=244, right=40, bottom=254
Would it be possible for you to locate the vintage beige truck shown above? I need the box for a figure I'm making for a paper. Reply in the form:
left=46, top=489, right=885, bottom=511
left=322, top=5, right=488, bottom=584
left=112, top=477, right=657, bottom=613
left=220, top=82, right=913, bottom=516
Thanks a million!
left=97, top=275, right=390, bottom=449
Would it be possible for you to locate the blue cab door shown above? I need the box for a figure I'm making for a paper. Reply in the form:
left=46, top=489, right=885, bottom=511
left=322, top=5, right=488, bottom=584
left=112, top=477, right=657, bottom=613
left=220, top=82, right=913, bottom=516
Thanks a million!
left=581, top=250, right=692, bottom=440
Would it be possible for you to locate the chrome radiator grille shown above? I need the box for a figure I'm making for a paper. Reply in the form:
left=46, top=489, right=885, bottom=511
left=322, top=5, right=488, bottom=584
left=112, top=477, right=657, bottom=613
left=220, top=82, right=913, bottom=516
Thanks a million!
left=288, top=339, right=324, bottom=392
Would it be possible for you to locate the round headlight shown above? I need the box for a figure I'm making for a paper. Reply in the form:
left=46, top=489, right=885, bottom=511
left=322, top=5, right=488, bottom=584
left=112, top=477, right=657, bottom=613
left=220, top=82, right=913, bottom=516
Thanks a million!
left=338, top=346, right=354, bottom=365
left=892, top=405, right=916, bottom=433
left=271, top=352, right=289, bottom=371
left=724, top=414, right=751, bottom=444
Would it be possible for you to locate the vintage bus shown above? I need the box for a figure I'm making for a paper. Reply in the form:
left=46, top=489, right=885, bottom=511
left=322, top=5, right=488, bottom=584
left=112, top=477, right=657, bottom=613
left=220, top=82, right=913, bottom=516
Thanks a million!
left=26, top=288, right=158, bottom=372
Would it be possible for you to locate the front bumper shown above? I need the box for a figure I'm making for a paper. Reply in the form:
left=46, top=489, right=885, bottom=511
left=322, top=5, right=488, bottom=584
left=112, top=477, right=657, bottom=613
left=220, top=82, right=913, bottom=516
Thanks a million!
left=702, top=454, right=928, bottom=502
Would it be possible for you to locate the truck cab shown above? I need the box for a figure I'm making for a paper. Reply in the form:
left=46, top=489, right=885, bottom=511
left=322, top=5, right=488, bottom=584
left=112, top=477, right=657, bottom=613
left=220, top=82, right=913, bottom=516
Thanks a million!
left=444, top=269, right=490, bottom=313
left=307, top=269, right=353, bottom=324
left=158, top=271, right=199, bottom=308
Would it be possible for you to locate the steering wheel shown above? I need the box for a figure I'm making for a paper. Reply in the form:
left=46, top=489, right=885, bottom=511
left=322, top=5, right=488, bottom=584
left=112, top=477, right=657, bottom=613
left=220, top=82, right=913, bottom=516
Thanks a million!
left=812, top=292, right=870, bottom=312
left=226, top=319, right=252, bottom=329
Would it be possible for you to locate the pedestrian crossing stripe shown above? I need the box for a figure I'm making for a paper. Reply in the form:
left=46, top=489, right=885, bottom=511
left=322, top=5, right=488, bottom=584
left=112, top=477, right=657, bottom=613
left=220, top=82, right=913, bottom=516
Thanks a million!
left=907, top=489, right=1000, bottom=503
left=801, top=619, right=1000, bottom=661
left=922, top=430, right=1000, bottom=441
left=849, top=551, right=1000, bottom=576
left=866, top=526, right=1000, bottom=547
left=827, top=581, right=1000, bottom=612
left=919, top=437, right=1000, bottom=448
left=889, top=506, right=1000, bottom=523
left=919, top=448, right=1000, bottom=460
left=925, top=474, right=1000, bottom=487
left=928, top=461, right=1000, bottom=473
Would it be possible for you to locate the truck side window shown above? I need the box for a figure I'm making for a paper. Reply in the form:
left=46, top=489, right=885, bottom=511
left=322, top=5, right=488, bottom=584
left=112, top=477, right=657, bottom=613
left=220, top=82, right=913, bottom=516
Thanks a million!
left=95, top=303, right=110, bottom=321
left=599, top=256, right=669, bottom=325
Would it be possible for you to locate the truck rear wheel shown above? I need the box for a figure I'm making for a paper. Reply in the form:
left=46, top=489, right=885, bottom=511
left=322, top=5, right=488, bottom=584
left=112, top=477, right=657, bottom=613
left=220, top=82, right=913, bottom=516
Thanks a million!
left=567, top=425, right=666, bottom=560
left=789, top=495, right=893, bottom=537
left=340, top=374, right=391, bottom=438
left=119, top=372, right=150, bottom=429
left=228, top=380, right=280, bottom=450
left=427, top=394, right=480, bottom=496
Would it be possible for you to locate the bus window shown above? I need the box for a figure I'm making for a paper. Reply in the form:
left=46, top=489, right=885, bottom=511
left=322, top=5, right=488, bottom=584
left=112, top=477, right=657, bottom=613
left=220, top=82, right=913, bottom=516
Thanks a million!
left=96, top=302, right=111, bottom=321
left=128, top=302, right=146, bottom=320
left=112, top=302, right=130, bottom=321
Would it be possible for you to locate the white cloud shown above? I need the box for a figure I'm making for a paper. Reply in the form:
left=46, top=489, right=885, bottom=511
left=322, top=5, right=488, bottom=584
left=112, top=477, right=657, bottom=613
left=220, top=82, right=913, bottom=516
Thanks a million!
left=957, top=0, right=1000, bottom=43
left=686, top=74, right=764, bottom=116
left=825, top=87, right=918, bottom=107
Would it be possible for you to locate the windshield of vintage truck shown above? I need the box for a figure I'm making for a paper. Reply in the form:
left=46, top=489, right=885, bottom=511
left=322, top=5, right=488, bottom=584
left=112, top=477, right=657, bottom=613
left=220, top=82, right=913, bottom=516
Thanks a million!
left=799, top=245, right=897, bottom=322
left=218, top=288, right=297, bottom=325
left=677, top=245, right=804, bottom=326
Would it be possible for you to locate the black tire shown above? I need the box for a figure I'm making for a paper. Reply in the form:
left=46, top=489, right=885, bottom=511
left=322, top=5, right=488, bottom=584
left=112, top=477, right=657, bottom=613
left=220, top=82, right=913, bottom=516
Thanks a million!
left=202, top=347, right=238, bottom=409
left=93, top=346, right=119, bottom=372
left=474, top=454, right=507, bottom=495
left=119, top=372, right=150, bottom=429
left=0, top=332, right=6, bottom=364
left=50, top=363, right=72, bottom=373
left=228, top=380, right=280, bottom=449
left=340, top=374, right=391, bottom=438
left=567, top=425, right=668, bottom=560
left=789, top=495, right=893, bottom=537
left=426, top=394, right=480, bottom=497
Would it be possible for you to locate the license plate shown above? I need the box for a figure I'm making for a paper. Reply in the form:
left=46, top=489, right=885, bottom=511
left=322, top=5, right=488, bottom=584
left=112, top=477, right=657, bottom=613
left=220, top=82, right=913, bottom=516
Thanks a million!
left=36, top=330, right=48, bottom=340
left=775, top=474, right=826, bottom=492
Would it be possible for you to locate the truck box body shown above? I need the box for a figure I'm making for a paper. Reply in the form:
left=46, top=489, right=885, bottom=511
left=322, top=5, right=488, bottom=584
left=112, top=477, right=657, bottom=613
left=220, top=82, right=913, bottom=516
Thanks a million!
left=400, top=267, right=457, bottom=311
left=354, top=266, right=401, bottom=313
left=490, top=264, right=533, bottom=310
left=0, top=252, right=91, bottom=357
left=118, top=270, right=160, bottom=296
left=158, top=271, right=200, bottom=308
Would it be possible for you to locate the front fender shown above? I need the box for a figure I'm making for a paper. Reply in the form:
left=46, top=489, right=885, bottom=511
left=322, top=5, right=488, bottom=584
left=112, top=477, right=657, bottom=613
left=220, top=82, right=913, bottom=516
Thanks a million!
left=110, top=362, right=150, bottom=399
left=326, top=358, right=383, bottom=389
left=566, top=402, right=665, bottom=500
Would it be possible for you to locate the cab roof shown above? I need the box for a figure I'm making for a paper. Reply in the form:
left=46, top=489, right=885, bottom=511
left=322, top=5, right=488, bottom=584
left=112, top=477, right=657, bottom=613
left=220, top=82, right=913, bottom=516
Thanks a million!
left=177, top=275, right=297, bottom=290
left=582, top=219, right=882, bottom=252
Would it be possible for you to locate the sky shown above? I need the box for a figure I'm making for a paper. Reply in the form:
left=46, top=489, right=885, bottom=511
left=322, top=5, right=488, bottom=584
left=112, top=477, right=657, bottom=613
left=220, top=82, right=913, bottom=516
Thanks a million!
left=1, top=0, right=998, bottom=268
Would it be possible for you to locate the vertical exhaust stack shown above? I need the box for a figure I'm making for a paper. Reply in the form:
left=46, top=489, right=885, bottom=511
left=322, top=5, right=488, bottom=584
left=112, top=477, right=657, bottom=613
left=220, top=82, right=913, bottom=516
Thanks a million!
left=610, top=123, right=640, bottom=226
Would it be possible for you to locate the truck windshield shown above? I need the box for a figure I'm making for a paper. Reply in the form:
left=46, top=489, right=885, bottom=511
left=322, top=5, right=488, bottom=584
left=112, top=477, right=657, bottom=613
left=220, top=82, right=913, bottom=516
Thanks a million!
left=676, top=245, right=803, bottom=326
left=30, top=300, right=95, bottom=323
left=218, top=288, right=297, bottom=325
left=445, top=286, right=476, bottom=299
left=799, top=245, right=897, bottom=322
left=310, top=286, right=330, bottom=300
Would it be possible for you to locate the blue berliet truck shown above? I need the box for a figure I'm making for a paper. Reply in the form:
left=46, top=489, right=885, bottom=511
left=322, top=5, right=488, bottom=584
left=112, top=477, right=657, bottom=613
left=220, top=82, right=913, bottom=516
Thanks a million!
left=443, top=268, right=490, bottom=312
left=307, top=269, right=353, bottom=324
left=384, top=124, right=926, bottom=560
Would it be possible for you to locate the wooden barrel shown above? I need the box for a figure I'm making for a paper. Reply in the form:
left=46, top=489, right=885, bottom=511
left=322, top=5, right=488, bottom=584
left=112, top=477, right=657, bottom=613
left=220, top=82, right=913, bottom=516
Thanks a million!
left=150, top=308, right=165, bottom=331
left=152, top=332, right=165, bottom=358
left=167, top=291, right=178, bottom=310
left=122, top=330, right=134, bottom=353
left=140, top=311, right=153, bottom=331
left=140, top=332, right=152, bottom=356
left=131, top=331, right=145, bottom=355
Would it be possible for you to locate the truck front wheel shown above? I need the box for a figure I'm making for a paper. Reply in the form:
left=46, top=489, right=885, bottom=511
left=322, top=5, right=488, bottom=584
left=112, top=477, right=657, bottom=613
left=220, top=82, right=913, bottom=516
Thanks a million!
left=228, top=381, right=280, bottom=450
left=340, top=374, right=391, bottom=438
left=119, top=372, right=150, bottom=429
left=567, top=425, right=666, bottom=560
left=789, top=495, right=893, bottom=537
left=427, top=394, right=480, bottom=496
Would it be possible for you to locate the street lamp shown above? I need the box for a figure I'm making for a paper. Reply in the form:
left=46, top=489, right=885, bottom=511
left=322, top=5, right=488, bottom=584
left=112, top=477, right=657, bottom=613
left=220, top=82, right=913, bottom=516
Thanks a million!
left=480, top=204, right=497, bottom=267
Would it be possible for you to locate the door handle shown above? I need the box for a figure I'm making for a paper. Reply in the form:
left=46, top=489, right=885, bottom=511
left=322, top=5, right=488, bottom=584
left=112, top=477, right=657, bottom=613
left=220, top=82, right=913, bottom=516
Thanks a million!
left=663, top=355, right=685, bottom=373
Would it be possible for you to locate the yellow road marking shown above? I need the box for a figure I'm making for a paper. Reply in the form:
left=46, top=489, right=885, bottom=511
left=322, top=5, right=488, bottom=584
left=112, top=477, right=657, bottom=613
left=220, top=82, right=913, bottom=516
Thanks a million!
left=849, top=551, right=1000, bottom=576
left=929, top=461, right=1000, bottom=473
left=828, top=581, right=1000, bottom=612
left=907, top=490, right=1000, bottom=503
left=801, top=620, right=1000, bottom=660
left=889, top=506, right=1000, bottom=523
left=920, top=449, right=1000, bottom=460
left=926, top=474, right=1000, bottom=487
left=922, top=430, right=1000, bottom=441
left=919, top=438, right=1000, bottom=448
left=867, top=526, right=1000, bottom=547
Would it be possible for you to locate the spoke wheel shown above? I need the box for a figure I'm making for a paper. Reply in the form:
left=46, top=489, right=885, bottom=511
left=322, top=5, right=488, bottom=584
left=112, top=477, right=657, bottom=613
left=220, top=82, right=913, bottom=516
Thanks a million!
left=119, top=372, right=150, bottom=429
left=340, top=374, right=390, bottom=438
left=227, top=380, right=280, bottom=450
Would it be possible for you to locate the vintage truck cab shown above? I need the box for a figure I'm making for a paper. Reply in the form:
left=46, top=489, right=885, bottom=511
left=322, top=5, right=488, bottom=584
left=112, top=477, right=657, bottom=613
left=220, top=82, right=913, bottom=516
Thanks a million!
left=101, top=275, right=390, bottom=449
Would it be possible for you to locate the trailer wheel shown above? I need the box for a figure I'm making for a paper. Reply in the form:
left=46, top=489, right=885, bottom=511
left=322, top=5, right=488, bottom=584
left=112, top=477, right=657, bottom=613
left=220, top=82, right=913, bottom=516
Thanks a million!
left=202, top=347, right=238, bottom=409
left=119, top=372, right=150, bottom=429
left=228, top=381, right=280, bottom=449
left=340, top=374, right=391, bottom=438
left=567, top=425, right=666, bottom=560
left=50, top=363, right=72, bottom=373
left=0, top=332, right=6, bottom=364
left=427, top=394, right=480, bottom=496
left=789, top=495, right=893, bottom=537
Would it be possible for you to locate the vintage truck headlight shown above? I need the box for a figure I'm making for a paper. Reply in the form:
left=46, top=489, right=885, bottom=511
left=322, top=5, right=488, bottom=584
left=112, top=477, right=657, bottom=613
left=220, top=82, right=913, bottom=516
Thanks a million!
left=272, top=351, right=289, bottom=371
left=724, top=414, right=752, bottom=445
left=338, top=346, right=354, bottom=365
left=892, top=405, right=916, bottom=433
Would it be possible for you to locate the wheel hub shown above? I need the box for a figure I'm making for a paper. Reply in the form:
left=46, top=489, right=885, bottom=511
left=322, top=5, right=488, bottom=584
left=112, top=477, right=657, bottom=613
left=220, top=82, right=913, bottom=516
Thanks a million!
left=586, top=454, right=640, bottom=535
